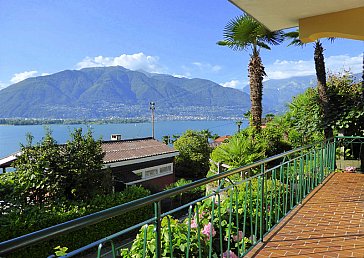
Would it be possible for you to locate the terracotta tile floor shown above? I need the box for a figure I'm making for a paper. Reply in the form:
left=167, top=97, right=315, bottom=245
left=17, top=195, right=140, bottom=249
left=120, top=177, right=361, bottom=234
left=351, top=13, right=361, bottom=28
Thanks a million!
left=246, top=172, right=364, bottom=258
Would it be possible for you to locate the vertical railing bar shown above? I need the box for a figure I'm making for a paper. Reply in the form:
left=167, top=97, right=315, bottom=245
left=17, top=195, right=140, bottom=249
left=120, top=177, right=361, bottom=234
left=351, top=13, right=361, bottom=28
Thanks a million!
left=167, top=218, right=174, bottom=258
left=249, top=180, right=254, bottom=242
left=304, top=153, right=308, bottom=197
left=242, top=181, right=248, bottom=254
left=154, top=202, right=161, bottom=258
left=314, top=149, right=317, bottom=187
left=332, top=138, right=337, bottom=172
left=277, top=166, right=282, bottom=222
left=299, top=151, right=304, bottom=204
left=142, top=224, right=148, bottom=258
left=320, top=143, right=324, bottom=183
left=254, top=177, right=261, bottom=243
left=97, top=243, right=103, bottom=258
left=285, top=161, right=290, bottom=215
left=217, top=193, right=223, bottom=256
left=269, top=171, right=273, bottom=230
left=208, top=196, right=216, bottom=258
left=196, top=206, right=202, bottom=258
left=273, top=169, right=278, bottom=224
left=260, top=164, right=265, bottom=242
left=235, top=187, right=240, bottom=257
left=227, top=189, right=234, bottom=253
left=308, top=151, right=312, bottom=191
left=281, top=162, right=286, bottom=217
left=186, top=205, right=193, bottom=258
left=292, top=159, right=297, bottom=208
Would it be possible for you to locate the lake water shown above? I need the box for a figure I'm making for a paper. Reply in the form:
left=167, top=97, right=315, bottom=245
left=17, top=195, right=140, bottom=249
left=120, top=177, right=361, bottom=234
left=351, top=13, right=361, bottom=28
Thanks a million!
left=0, top=120, right=248, bottom=158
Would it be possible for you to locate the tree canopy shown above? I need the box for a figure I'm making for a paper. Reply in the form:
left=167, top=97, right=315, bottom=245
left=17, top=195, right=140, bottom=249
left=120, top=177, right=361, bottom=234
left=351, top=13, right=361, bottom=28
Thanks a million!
left=9, top=128, right=108, bottom=205
left=173, top=130, right=212, bottom=179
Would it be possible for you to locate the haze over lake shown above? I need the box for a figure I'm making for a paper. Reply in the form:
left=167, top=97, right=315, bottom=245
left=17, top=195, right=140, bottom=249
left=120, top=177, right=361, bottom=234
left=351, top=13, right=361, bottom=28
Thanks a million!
left=0, top=120, right=247, bottom=158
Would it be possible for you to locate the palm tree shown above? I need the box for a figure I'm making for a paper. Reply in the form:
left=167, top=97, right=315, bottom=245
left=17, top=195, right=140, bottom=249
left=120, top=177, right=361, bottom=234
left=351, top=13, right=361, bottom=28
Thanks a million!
left=285, top=31, right=333, bottom=139
left=218, top=15, right=284, bottom=131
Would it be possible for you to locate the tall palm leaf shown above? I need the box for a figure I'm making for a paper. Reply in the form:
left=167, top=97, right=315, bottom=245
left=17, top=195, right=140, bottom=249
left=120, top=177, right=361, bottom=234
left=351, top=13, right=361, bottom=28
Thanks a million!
left=285, top=30, right=333, bottom=139
left=218, top=15, right=284, bottom=132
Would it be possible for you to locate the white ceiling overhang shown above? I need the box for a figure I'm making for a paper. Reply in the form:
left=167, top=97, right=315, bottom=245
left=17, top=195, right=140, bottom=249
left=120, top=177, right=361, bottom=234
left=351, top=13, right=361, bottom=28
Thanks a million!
left=229, top=0, right=364, bottom=42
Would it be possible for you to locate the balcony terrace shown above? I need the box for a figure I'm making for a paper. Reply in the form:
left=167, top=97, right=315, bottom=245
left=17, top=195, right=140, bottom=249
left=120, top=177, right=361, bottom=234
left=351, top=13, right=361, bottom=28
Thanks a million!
left=0, top=136, right=363, bottom=257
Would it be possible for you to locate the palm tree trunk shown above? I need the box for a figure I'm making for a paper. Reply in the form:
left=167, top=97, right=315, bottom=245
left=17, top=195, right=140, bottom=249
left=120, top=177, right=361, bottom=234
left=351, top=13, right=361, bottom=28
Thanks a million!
left=314, top=41, right=333, bottom=139
left=248, top=50, right=265, bottom=131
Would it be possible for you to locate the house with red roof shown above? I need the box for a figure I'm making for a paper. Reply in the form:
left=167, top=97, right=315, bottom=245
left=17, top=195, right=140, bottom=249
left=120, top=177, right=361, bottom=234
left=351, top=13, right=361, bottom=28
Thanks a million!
left=0, top=137, right=179, bottom=193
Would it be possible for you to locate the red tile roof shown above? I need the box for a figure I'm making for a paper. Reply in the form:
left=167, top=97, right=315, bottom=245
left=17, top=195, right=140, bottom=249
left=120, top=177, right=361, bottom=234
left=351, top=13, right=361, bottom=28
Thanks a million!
left=102, top=137, right=178, bottom=164
left=214, top=135, right=231, bottom=143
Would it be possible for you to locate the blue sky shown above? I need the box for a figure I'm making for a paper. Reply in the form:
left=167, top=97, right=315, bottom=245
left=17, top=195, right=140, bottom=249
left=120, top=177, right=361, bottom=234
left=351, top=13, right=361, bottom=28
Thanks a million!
left=0, top=0, right=363, bottom=90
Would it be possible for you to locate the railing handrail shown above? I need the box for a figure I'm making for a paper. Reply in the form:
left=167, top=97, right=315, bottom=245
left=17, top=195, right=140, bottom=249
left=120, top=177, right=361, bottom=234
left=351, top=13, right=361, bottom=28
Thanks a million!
left=0, top=138, right=335, bottom=256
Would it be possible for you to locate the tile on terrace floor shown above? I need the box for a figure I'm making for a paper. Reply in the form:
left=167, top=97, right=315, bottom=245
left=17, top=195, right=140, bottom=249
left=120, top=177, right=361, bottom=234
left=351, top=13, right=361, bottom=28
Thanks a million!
left=245, top=172, right=364, bottom=258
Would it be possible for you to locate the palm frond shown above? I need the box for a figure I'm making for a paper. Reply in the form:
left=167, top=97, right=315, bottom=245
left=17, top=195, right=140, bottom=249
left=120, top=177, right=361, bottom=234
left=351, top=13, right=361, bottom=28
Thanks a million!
left=256, top=41, right=270, bottom=50
left=218, top=14, right=284, bottom=52
left=285, top=30, right=305, bottom=47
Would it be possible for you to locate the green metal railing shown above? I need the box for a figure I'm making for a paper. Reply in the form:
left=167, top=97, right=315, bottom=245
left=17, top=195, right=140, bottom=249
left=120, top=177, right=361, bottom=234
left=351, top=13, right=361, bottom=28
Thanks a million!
left=0, top=137, right=345, bottom=257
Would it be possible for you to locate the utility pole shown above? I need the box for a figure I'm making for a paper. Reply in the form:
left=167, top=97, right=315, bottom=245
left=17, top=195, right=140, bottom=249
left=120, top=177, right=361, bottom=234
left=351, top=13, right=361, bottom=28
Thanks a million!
left=150, top=102, right=155, bottom=139
left=236, top=120, right=242, bottom=133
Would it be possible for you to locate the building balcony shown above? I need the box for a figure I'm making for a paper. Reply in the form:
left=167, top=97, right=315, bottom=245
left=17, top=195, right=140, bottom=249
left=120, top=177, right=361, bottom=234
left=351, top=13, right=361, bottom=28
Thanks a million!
left=0, top=136, right=363, bottom=257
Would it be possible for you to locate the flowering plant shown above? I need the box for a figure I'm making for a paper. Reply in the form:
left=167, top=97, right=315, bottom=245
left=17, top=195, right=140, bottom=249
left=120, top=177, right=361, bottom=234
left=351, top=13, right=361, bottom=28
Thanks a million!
left=344, top=166, right=356, bottom=173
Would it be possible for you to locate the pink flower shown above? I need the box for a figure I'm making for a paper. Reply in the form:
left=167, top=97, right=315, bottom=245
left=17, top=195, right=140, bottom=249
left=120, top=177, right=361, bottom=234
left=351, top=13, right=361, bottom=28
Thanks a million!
left=198, top=211, right=206, bottom=219
left=185, top=219, right=198, bottom=229
left=232, top=230, right=243, bottom=242
left=345, top=166, right=356, bottom=172
left=223, top=250, right=238, bottom=258
left=191, top=219, right=198, bottom=228
left=202, top=222, right=216, bottom=240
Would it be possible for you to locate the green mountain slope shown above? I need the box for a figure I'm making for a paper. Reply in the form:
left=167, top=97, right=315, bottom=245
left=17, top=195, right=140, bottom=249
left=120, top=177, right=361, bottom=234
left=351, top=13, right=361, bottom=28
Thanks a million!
left=0, top=66, right=250, bottom=119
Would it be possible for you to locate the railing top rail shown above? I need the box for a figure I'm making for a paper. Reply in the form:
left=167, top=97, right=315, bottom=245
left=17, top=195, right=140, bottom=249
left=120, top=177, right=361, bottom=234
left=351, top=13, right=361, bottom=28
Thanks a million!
left=335, top=135, right=364, bottom=139
left=0, top=138, right=334, bottom=255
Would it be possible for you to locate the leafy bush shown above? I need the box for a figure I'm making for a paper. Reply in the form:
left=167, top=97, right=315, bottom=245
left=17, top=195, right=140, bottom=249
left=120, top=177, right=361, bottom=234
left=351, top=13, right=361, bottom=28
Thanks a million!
left=10, top=128, right=108, bottom=205
left=173, top=130, right=212, bottom=179
left=1, top=186, right=152, bottom=258
left=120, top=179, right=288, bottom=257
left=164, top=179, right=205, bottom=209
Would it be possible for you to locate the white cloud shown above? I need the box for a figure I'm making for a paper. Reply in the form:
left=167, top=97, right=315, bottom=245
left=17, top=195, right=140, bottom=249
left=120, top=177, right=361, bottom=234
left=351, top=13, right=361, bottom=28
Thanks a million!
left=41, top=73, right=50, bottom=76
left=220, top=79, right=241, bottom=89
left=10, top=71, right=38, bottom=84
left=265, top=53, right=363, bottom=80
left=172, top=73, right=191, bottom=78
left=192, top=62, right=222, bottom=72
left=76, top=52, right=164, bottom=73
left=325, top=54, right=363, bottom=74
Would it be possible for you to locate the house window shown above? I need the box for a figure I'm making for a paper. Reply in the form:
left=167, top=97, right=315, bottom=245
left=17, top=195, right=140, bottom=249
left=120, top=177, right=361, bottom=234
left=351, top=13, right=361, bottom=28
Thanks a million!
left=145, top=168, right=158, bottom=178
left=130, top=163, right=173, bottom=184
left=160, top=165, right=172, bottom=174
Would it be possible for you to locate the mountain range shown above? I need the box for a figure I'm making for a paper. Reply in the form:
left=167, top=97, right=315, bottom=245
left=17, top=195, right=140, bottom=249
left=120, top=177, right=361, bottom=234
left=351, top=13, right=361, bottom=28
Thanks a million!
left=1, top=66, right=356, bottom=120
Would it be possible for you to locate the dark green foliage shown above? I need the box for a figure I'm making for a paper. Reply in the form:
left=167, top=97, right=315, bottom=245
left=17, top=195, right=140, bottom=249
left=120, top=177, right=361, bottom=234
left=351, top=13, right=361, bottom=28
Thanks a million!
left=326, top=73, right=364, bottom=135
left=0, top=186, right=152, bottom=258
left=164, top=179, right=205, bottom=208
left=121, top=179, right=288, bottom=257
left=210, top=132, right=264, bottom=170
left=284, top=88, right=324, bottom=145
left=173, top=130, right=212, bottom=179
left=210, top=127, right=292, bottom=174
left=9, top=128, right=107, bottom=205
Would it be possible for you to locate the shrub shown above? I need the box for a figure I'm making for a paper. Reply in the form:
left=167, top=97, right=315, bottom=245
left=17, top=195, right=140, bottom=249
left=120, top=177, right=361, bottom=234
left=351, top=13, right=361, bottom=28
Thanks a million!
left=173, top=130, right=212, bottom=179
left=164, top=179, right=205, bottom=209
left=120, top=179, right=288, bottom=257
left=1, top=186, right=152, bottom=258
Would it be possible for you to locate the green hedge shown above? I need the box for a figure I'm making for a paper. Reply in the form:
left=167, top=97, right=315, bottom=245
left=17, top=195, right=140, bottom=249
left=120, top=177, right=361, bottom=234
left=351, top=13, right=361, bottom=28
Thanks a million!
left=1, top=186, right=153, bottom=258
